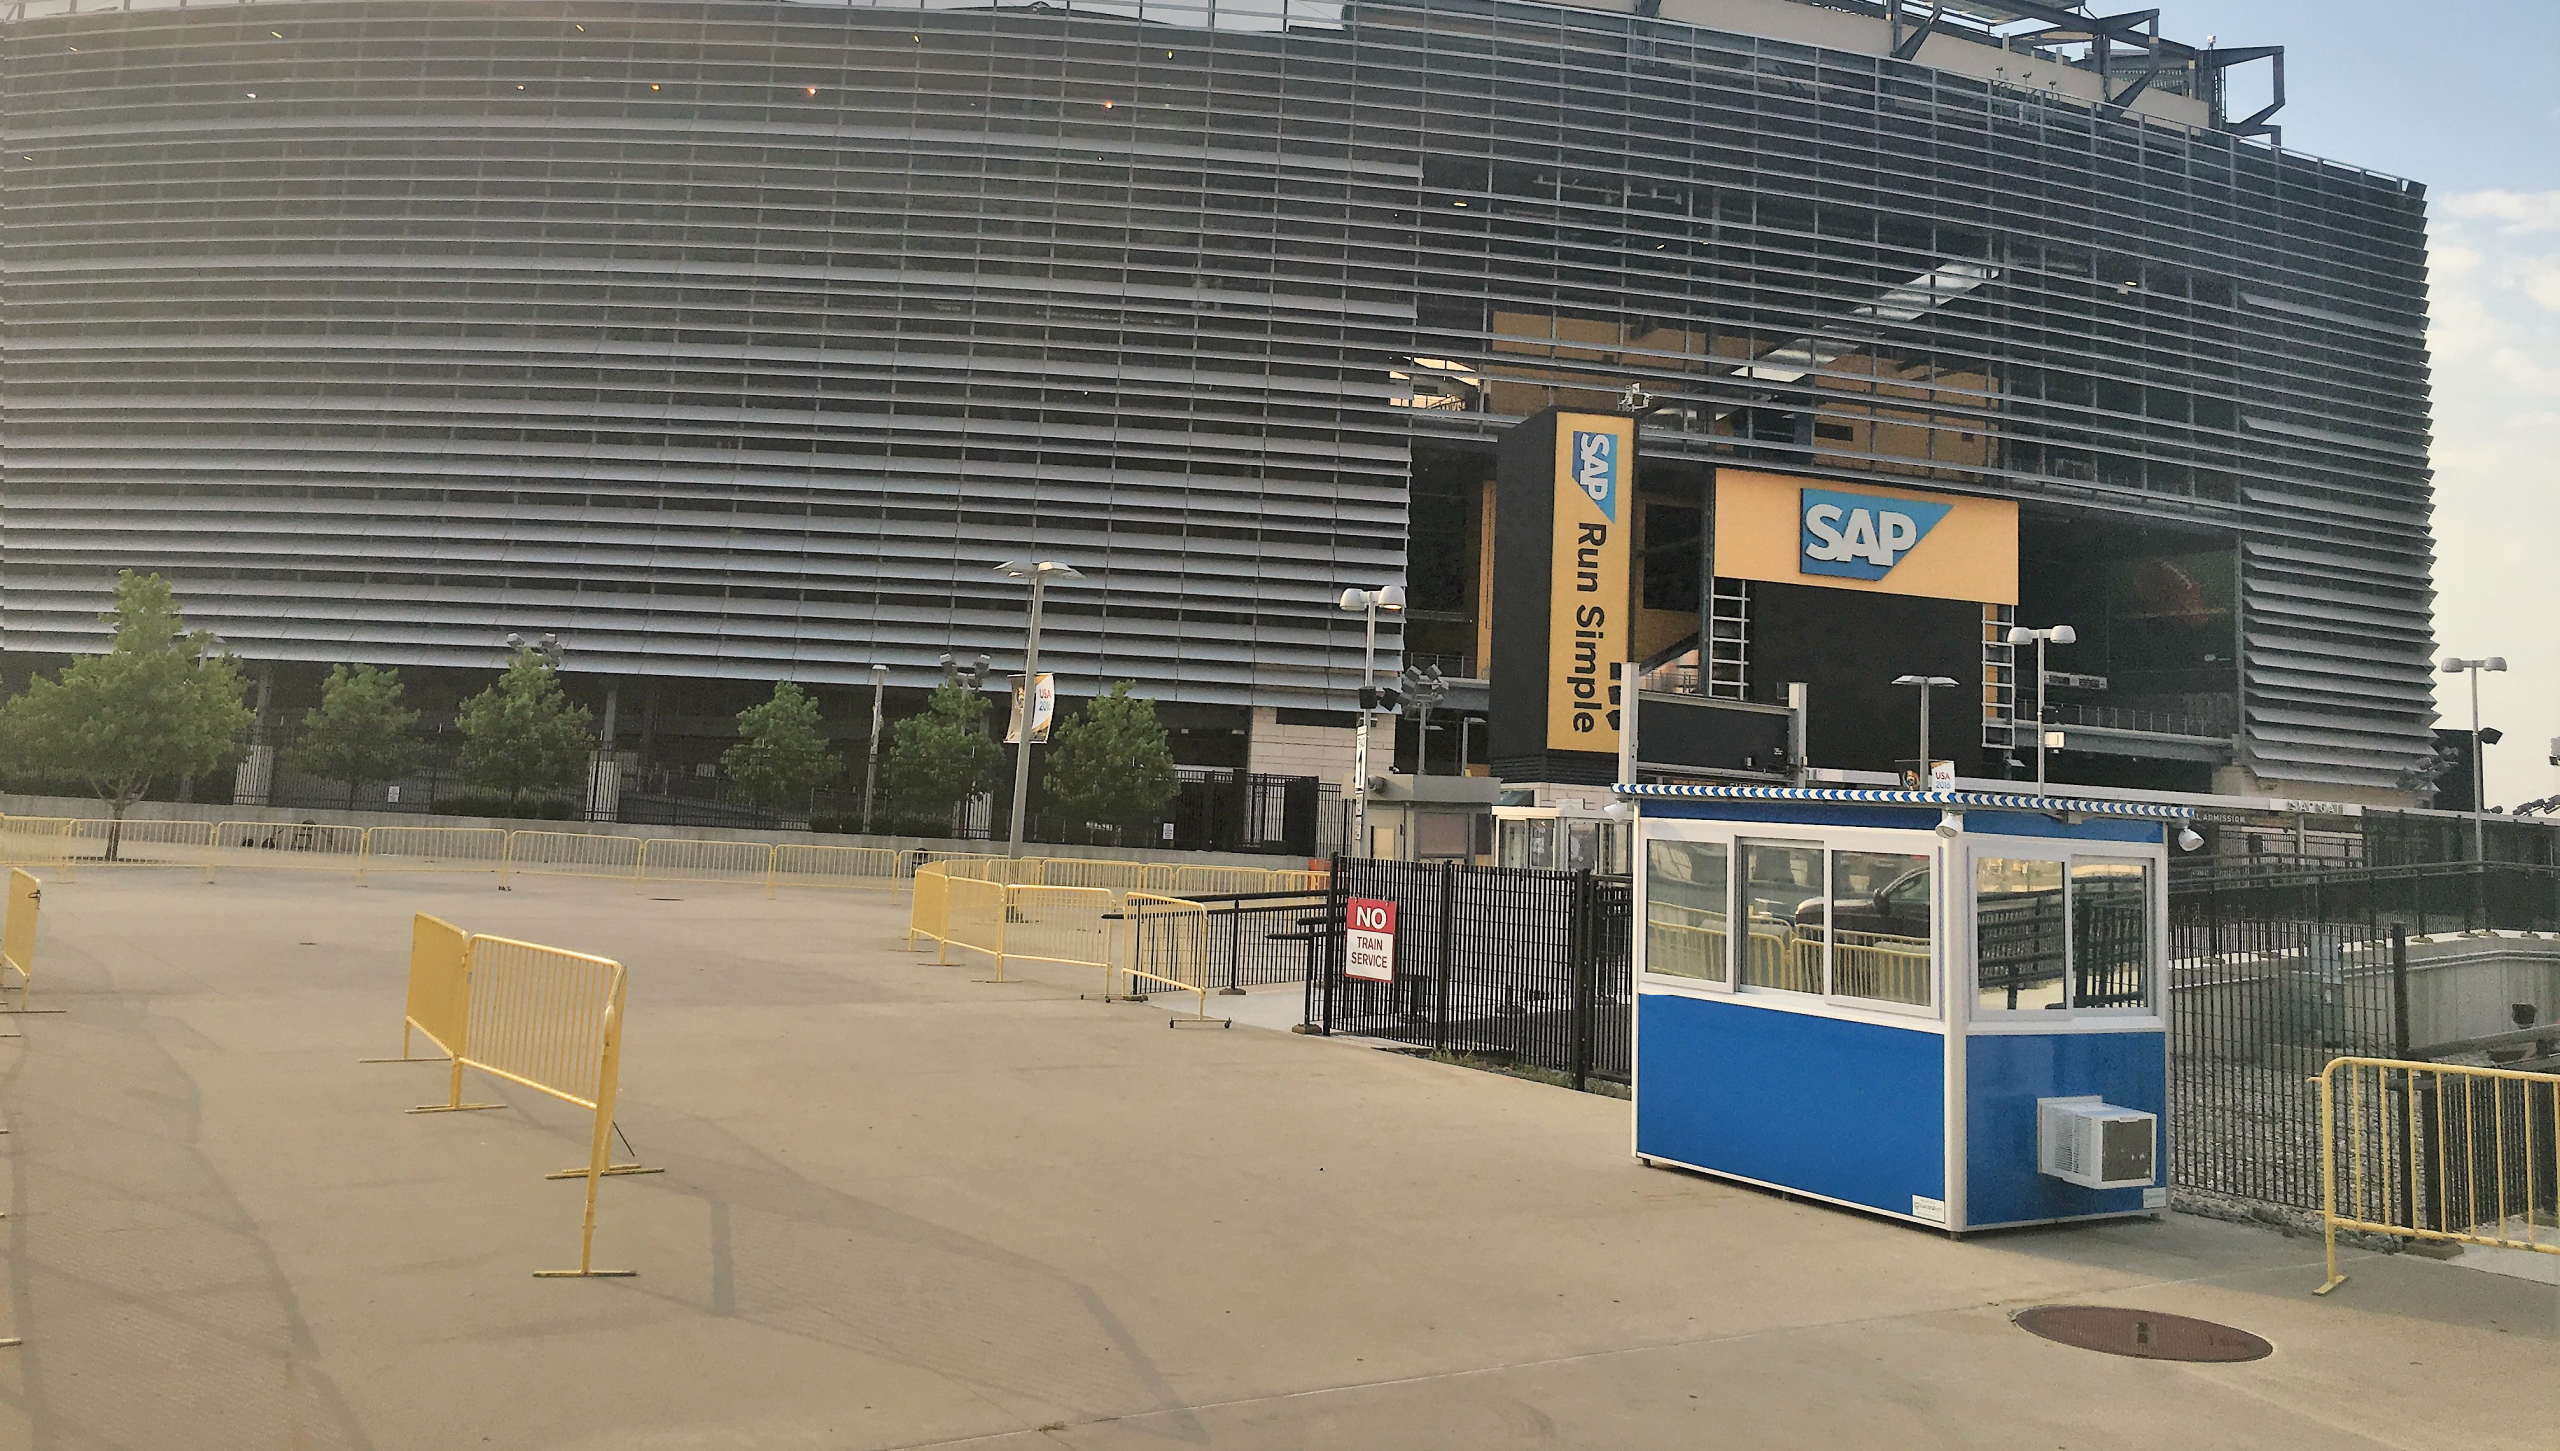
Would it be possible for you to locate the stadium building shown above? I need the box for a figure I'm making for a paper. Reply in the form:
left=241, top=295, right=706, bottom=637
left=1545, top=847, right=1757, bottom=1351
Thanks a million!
left=0, top=0, right=2437, bottom=811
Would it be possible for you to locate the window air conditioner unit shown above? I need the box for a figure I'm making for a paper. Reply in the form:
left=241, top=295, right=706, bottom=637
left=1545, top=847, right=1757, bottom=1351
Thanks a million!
left=2037, top=1097, right=2156, bottom=1190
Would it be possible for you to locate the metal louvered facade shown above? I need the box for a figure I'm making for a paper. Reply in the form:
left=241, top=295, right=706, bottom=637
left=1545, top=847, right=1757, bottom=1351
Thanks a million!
left=0, top=0, right=2436, bottom=793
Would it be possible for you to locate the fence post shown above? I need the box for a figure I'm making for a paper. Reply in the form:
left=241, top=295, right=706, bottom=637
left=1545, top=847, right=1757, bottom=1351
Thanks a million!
left=1569, top=869, right=1594, bottom=1094
left=1434, top=861, right=1455, bottom=1053
left=1321, top=852, right=1345, bottom=1036
left=1223, top=898, right=1245, bottom=995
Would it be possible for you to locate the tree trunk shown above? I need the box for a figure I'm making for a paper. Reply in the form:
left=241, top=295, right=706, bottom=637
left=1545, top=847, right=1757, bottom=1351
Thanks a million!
left=106, top=796, right=128, bottom=862
left=347, top=777, right=360, bottom=812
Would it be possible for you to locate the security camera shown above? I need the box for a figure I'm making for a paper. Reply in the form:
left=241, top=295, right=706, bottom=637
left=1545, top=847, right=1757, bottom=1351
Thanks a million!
left=1935, top=816, right=1962, bottom=840
left=2177, top=827, right=2204, bottom=852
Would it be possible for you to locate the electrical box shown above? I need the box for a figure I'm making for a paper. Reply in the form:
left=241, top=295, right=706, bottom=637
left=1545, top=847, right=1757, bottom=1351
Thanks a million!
left=2037, top=1097, right=2157, bottom=1190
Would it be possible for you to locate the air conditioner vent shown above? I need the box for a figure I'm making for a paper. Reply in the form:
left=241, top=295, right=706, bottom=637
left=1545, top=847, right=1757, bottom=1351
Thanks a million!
left=2038, top=1097, right=2157, bottom=1191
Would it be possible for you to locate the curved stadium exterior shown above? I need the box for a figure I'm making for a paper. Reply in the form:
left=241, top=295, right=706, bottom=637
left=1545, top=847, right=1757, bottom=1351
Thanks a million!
left=0, top=0, right=2435, bottom=796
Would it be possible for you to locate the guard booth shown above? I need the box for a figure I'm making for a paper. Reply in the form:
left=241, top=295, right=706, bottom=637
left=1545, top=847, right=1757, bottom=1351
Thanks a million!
left=1626, top=784, right=2190, bottom=1233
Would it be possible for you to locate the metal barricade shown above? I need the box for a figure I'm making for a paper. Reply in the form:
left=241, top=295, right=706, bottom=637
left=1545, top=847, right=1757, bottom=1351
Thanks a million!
left=1033, top=858, right=1151, bottom=897
left=940, top=876, right=1009, bottom=970
left=637, top=838, right=776, bottom=895
left=0, top=816, right=78, bottom=870
left=908, top=863, right=951, bottom=950
left=2318, top=1056, right=2560, bottom=1294
left=773, top=843, right=901, bottom=892
left=362, top=825, right=507, bottom=880
left=501, top=831, right=642, bottom=887
left=997, top=885, right=1115, bottom=981
left=67, top=818, right=217, bottom=876
left=212, top=819, right=364, bottom=878
left=395, top=912, right=473, bottom=1074
left=1111, top=892, right=1226, bottom=1024
left=2, top=867, right=41, bottom=1007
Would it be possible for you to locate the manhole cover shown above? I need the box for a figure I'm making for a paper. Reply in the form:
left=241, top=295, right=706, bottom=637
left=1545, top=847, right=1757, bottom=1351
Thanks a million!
left=2011, top=1305, right=2271, bottom=1363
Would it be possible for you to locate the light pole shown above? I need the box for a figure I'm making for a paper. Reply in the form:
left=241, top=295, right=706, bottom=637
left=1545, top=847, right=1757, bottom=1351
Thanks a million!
left=1892, top=674, right=1960, bottom=790
left=1338, top=584, right=1406, bottom=856
left=860, top=662, right=889, bottom=835
left=2441, top=655, right=2507, bottom=862
left=996, top=561, right=1082, bottom=857
left=2005, top=623, right=2076, bottom=792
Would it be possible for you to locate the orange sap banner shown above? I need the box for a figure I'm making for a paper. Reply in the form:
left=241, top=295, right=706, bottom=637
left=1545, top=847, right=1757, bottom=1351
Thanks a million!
left=1712, top=468, right=2017, bottom=605
left=1548, top=413, right=1634, bottom=753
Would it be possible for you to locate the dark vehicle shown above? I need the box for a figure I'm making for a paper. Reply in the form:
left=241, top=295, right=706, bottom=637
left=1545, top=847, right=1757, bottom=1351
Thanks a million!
left=1792, top=867, right=1931, bottom=939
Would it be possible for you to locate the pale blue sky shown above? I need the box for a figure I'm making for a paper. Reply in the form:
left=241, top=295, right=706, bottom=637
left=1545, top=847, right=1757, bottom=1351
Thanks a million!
left=2192, top=0, right=2559, bottom=191
left=2180, top=1, right=2560, bottom=808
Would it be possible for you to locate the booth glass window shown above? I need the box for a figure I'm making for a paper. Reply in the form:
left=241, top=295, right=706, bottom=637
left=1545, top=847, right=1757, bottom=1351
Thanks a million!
left=1645, top=839, right=1730, bottom=984
left=1976, top=858, right=2067, bottom=1012
left=1830, top=850, right=1931, bottom=1007
left=1740, top=840, right=1824, bottom=994
left=2069, top=860, right=2152, bottom=1010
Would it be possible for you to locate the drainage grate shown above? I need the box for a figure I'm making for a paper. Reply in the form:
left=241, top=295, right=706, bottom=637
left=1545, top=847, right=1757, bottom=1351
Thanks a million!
left=2011, top=1305, right=2272, bottom=1362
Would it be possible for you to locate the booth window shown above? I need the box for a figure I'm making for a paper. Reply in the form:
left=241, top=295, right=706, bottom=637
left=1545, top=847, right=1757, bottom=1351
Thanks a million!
left=1975, top=858, right=2067, bottom=1011
left=2069, top=860, right=2152, bottom=1010
left=1740, top=840, right=1824, bottom=993
left=1830, top=850, right=1931, bottom=1006
left=1644, top=839, right=1729, bottom=983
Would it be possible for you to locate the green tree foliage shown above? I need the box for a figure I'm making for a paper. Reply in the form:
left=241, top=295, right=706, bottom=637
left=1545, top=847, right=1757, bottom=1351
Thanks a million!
left=0, top=571, right=251, bottom=857
left=290, top=664, right=422, bottom=811
left=721, top=680, right=842, bottom=813
left=454, top=649, right=594, bottom=809
left=1043, top=682, right=1179, bottom=845
left=887, top=681, right=1004, bottom=833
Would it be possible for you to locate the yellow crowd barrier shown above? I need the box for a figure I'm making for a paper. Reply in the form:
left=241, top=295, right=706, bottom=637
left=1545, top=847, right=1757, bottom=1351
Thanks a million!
left=0, top=817, right=76, bottom=869
left=2318, top=1056, right=2560, bottom=1294
left=775, top=842, right=902, bottom=892
left=908, top=862, right=951, bottom=949
left=501, top=830, right=642, bottom=886
left=2, top=867, right=52, bottom=1015
left=1110, top=892, right=1227, bottom=1025
left=212, top=819, right=364, bottom=879
left=398, top=916, right=654, bottom=1278
left=638, top=837, right=776, bottom=895
left=362, top=825, right=508, bottom=878
left=940, top=876, right=1010, bottom=973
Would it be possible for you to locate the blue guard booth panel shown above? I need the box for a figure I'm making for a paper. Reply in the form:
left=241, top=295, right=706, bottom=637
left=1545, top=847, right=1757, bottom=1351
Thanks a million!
left=1626, top=786, right=2182, bottom=1234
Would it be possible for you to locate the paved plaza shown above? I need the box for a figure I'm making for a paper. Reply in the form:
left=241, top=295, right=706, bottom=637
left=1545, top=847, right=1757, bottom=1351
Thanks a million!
left=0, top=869, right=2551, bottom=1449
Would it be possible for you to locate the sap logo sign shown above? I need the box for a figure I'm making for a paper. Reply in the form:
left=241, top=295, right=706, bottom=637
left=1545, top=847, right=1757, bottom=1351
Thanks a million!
left=1800, top=488, right=1954, bottom=581
left=1570, top=429, right=1619, bottom=521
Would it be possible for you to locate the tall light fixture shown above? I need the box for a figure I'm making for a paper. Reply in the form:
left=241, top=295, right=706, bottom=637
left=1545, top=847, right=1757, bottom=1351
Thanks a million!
left=1892, top=674, right=1961, bottom=791
left=860, top=661, right=889, bottom=835
left=2005, top=623, right=2077, bottom=792
left=1338, top=583, right=1406, bottom=855
left=995, top=560, right=1083, bottom=857
left=2440, top=655, right=2507, bottom=862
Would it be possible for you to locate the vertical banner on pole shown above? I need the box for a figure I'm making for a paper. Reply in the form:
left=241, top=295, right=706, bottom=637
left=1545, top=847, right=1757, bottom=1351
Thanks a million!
left=1546, top=414, right=1634, bottom=757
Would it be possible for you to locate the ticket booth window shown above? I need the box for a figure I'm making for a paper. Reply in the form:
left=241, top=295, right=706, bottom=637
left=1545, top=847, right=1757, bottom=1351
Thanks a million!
left=1974, top=856, right=2155, bottom=1014
left=1643, top=839, right=1729, bottom=983
left=1830, top=850, right=1931, bottom=1007
left=1740, top=840, right=1824, bottom=993
left=2070, top=860, right=2153, bottom=1011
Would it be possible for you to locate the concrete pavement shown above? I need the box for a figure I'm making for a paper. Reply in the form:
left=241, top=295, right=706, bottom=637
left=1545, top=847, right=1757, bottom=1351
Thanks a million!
left=0, top=869, right=2550, bottom=1449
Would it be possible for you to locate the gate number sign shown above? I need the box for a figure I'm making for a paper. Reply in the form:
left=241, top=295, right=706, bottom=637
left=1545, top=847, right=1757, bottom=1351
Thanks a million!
left=1345, top=897, right=1396, bottom=983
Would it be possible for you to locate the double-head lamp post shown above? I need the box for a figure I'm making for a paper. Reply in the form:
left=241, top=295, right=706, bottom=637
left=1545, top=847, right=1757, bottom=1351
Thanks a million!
left=2440, top=654, right=2507, bottom=863
left=996, top=560, right=1083, bottom=858
left=860, top=661, right=889, bottom=835
left=1891, top=674, right=1961, bottom=790
left=2005, top=623, right=2076, bottom=792
left=1338, top=584, right=1406, bottom=856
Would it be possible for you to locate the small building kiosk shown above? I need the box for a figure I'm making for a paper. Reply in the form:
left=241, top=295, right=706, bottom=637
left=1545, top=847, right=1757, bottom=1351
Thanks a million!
left=1626, top=784, right=2193, bottom=1233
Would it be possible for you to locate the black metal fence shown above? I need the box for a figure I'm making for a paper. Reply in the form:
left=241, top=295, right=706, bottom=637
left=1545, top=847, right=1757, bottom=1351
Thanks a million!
left=2168, top=917, right=2406, bottom=1210
left=1307, top=856, right=1631, bottom=1090
left=2173, top=861, right=2560, bottom=936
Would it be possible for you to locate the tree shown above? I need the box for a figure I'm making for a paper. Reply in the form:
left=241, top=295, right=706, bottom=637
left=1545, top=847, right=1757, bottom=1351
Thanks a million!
left=886, top=681, right=1004, bottom=834
left=0, top=571, right=251, bottom=859
left=721, top=680, right=841, bottom=815
left=1043, top=682, right=1179, bottom=845
left=291, top=664, right=421, bottom=811
left=454, top=649, right=593, bottom=809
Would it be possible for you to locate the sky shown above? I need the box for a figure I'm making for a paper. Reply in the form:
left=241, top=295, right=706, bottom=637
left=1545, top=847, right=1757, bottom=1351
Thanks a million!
left=2185, top=1, right=2560, bottom=810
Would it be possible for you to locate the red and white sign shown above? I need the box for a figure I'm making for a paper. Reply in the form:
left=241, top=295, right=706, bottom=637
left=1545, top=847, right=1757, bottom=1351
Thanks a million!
left=1345, top=897, right=1397, bottom=983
